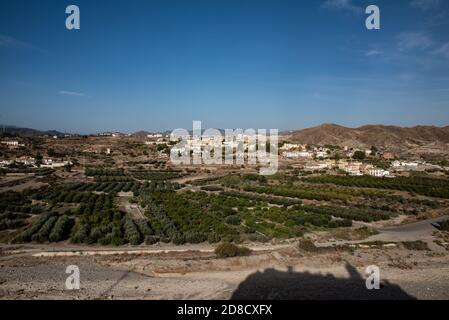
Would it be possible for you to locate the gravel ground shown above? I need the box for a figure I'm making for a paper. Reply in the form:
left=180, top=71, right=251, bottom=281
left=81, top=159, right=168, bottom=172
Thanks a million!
left=1, top=244, right=449, bottom=300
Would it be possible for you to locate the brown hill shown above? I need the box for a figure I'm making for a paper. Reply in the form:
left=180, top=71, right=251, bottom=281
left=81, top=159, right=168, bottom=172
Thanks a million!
left=287, top=124, right=449, bottom=148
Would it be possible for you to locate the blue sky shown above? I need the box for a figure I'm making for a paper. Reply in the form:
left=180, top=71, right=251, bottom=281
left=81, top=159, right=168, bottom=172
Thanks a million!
left=1, top=0, right=449, bottom=133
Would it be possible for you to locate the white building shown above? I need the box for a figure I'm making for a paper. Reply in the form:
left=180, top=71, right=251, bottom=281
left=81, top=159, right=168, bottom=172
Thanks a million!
left=280, top=143, right=301, bottom=150
left=282, top=151, right=312, bottom=158
left=15, top=157, right=36, bottom=166
left=1, top=140, right=19, bottom=146
left=40, top=159, right=72, bottom=168
left=315, top=151, right=328, bottom=158
left=339, top=161, right=363, bottom=175
left=0, top=160, right=13, bottom=167
left=147, top=133, right=163, bottom=138
left=304, top=162, right=331, bottom=171
left=391, top=161, right=419, bottom=169
left=366, top=168, right=390, bottom=177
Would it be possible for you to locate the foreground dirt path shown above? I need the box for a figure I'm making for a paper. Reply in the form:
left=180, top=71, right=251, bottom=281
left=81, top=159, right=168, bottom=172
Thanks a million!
left=1, top=242, right=449, bottom=300
left=1, top=216, right=448, bottom=300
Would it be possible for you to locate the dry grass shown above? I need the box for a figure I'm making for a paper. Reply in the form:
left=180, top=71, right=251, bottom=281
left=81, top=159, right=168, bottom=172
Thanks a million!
left=331, top=226, right=379, bottom=241
left=402, top=240, right=429, bottom=251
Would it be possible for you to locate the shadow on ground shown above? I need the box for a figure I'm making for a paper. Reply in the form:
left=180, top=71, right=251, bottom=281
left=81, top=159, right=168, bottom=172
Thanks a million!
left=231, top=263, right=416, bottom=300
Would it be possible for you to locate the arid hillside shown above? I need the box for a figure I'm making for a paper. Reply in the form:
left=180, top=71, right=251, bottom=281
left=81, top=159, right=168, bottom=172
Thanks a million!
left=286, top=124, right=449, bottom=148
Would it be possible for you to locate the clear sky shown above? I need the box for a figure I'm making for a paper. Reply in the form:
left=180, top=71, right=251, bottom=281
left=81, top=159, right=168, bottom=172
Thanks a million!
left=1, top=0, right=449, bottom=134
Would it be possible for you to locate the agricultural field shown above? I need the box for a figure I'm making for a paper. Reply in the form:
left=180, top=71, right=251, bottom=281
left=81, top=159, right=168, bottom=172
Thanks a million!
left=1, top=166, right=447, bottom=247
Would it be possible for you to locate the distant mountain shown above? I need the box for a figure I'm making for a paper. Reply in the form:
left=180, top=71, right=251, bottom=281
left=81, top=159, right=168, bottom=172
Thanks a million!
left=132, top=129, right=227, bottom=137
left=132, top=130, right=168, bottom=137
left=286, top=124, right=449, bottom=148
left=132, top=130, right=160, bottom=137
left=1, top=125, right=66, bottom=137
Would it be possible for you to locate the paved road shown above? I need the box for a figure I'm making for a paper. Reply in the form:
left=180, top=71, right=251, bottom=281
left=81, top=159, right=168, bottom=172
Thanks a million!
left=376, top=215, right=448, bottom=234
left=365, top=215, right=449, bottom=244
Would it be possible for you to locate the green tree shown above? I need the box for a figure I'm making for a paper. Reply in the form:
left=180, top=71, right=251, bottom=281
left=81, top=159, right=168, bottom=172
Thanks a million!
left=35, top=153, right=43, bottom=167
left=352, top=151, right=366, bottom=160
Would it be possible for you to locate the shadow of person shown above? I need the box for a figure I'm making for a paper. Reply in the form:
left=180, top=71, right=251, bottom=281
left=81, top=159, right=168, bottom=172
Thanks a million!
left=231, top=262, right=416, bottom=300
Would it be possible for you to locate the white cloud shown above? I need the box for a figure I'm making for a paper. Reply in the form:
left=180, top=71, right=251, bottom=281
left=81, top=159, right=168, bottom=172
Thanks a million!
left=365, top=50, right=382, bottom=57
left=397, top=32, right=434, bottom=50
left=59, top=90, right=86, bottom=97
left=0, top=34, right=45, bottom=53
left=410, top=0, right=440, bottom=11
left=433, top=42, right=449, bottom=60
left=322, top=0, right=362, bottom=15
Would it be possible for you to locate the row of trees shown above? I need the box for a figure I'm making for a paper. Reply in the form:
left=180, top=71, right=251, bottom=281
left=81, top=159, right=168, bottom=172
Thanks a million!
left=131, top=171, right=184, bottom=180
left=242, top=185, right=351, bottom=202
left=304, top=175, right=449, bottom=199
left=59, top=180, right=180, bottom=195
left=0, top=211, right=28, bottom=231
left=85, top=168, right=126, bottom=176
left=13, top=213, right=72, bottom=243
left=301, top=205, right=393, bottom=222
left=221, top=191, right=302, bottom=206
left=94, top=176, right=135, bottom=182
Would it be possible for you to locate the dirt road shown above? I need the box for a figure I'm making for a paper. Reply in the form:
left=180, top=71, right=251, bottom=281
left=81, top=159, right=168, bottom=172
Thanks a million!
left=2, top=242, right=449, bottom=299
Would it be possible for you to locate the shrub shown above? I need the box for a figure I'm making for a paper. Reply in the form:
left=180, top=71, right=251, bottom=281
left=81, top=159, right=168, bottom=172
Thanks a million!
left=31, top=216, right=58, bottom=243
left=123, top=218, right=142, bottom=245
left=248, top=233, right=271, bottom=243
left=297, top=238, right=319, bottom=252
left=207, top=232, right=221, bottom=244
left=214, top=243, right=251, bottom=258
left=225, top=215, right=241, bottom=225
left=160, top=236, right=170, bottom=243
left=402, top=240, right=429, bottom=251
left=201, top=185, right=224, bottom=192
left=71, top=224, right=90, bottom=243
left=13, top=213, right=54, bottom=243
left=99, top=233, right=112, bottom=245
left=145, top=235, right=159, bottom=245
left=135, top=219, right=153, bottom=236
left=436, top=219, right=449, bottom=231
left=184, top=231, right=207, bottom=243
left=48, top=215, right=71, bottom=242
left=172, top=232, right=186, bottom=245
left=111, top=225, right=124, bottom=246
left=89, top=227, right=103, bottom=243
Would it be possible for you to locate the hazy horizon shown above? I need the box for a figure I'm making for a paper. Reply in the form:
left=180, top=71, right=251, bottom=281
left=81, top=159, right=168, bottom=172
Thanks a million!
left=2, top=120, right=449, bottom=136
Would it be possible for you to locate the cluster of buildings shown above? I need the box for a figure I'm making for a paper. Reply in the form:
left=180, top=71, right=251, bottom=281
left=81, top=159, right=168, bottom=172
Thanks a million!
left=0, top=156, right=72, bottom=169
left=146, top=133, right=164, bottom=138
left=391, top=160, right=443, bottom=171
left=145, top=138, right=167, bottom=146
left=281, top=143, right=379, bottom=160
left=97, top=132, right=131, bottom=137
left=302, top=159, right=391, bottom=177
left=1, top=140, right=25, bottom=149
left=280, top=143, right=328, bottom=159
left=279, top=142, right=398, bottom=177
left=170, top=133, right=274, bottom=156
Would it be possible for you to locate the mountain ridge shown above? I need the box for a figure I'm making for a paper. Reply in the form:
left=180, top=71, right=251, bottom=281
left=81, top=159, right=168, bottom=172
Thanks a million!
left=286, top=123, right=449, bottom=147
